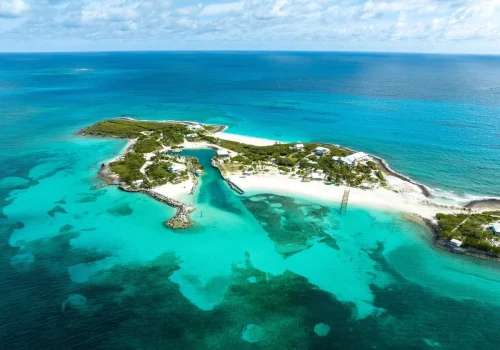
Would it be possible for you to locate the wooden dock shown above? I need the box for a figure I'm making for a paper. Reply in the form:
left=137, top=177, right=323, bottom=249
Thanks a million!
left=340, top=188, right=350, bottom=214
left=226, top=179, right=245, bottom=195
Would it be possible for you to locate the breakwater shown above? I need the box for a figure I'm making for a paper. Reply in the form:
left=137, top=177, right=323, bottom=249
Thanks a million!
left=211, top=159, right=245, bottom=195
left=120, top=186, right=195, bottom=229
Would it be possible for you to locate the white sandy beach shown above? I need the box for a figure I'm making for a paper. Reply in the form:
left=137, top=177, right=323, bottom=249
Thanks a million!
left=151, top=179, right=194, bottom=202
left=208, top=131, right=462, bottom=220
left=213, top=132, right=278, bottom=146
left=228, top=173, right=457, bottom=220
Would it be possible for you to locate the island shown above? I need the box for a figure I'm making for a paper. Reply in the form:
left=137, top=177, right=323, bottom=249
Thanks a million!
left=79, top=118, right=500, bottom=260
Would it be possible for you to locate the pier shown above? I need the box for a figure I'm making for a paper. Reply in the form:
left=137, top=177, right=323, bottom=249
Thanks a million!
left=340, top=188, right=350, bottom=214
left=226, top=179, right=245, bottom=195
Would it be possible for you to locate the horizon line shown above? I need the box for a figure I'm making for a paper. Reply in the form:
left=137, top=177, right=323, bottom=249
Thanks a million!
left=0, top=49, right=499, bottom=57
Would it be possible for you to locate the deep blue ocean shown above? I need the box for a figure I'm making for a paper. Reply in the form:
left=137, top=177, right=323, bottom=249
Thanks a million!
left=1, top=52, right=500, bottom=349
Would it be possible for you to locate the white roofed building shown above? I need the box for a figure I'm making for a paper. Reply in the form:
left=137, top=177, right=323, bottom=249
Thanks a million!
left=315, top=147, right=330, bottom=156
left=168, top=163, right=187, bottom=174
left=308, top=172, right=327, bottom=181
left=336, top=152, right=371, bottom=166
left=217, top=149, right=229, bottom=157
left=292, top=143, right=305, bottom=151
left=450, top=239, right=463, bottom=247
left=492, top=223, right=500, bottom=235
left=186, top=133, right=198, bottom=139
left=187, top=124, right=204, bottom=131
left=132, top=179, right=144, bottom=187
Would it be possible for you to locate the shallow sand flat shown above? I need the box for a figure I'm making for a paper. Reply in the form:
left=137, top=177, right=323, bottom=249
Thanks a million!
left=228, top=173, right=458, bottom=220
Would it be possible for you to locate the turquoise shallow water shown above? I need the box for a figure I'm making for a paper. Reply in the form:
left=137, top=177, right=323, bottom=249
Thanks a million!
left=2, top=52, right=500, bottom=348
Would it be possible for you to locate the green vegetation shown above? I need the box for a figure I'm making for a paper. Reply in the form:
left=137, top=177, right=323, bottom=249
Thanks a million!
left=109, top=153, right=146, bottom=185
left=436, top=213, right=500, bottom=254
left=81, top=119, right=170, bottom=138
left=81, top=119, right=193, bottom=146
left=145, top=162, right=176, bottom=185
left=134, top=136, right=161, bottom=153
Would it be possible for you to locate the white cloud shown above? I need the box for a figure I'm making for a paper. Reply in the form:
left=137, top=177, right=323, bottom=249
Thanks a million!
left=0, top=0, right=499, bottom=53
left=0, top=0, right=30, bottom=18
left=200, top=2, right=245, bottom=16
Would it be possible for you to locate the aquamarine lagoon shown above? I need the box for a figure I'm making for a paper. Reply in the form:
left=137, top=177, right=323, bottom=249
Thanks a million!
left=2, top=52, right=500, bottom=348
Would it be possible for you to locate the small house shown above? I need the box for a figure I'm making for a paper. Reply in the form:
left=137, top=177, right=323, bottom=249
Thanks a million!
left=308, top=172, right=326, bottom=181
left=302, top=177, right=311, bottom=183
left=187, top=124, right=204, bottom=131
left=168, top=163, right=187, bottom=174
left=217, top=149, right=229, bottom=158
left=194, top=169, right=203, bottom=176
left=315, top=147, right=330, bottom=156
left=186, top=133, right=198, bottom=139
left=450, top=239, right=463, bottom=247
left=492, top=223, right=500, bottom=236
left=243, top=170, right=253, bottom=176
left=132, top=179, right=144, bottom=187
left=292, top=143, right=305, bottom=151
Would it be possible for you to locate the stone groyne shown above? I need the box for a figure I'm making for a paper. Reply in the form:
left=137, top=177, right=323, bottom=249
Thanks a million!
left=119, top=187, right=195, bottom=229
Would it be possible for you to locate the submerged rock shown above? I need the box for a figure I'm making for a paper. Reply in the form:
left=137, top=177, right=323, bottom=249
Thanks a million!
left=61, top=293, right=88, bottom=312
left=241, top=324, right=263, bottom=343
left=314, top=323, right=331, bottom=337
left=47, top=205, right=67, bottom=217
left=10, top=253, right=35, bottom=268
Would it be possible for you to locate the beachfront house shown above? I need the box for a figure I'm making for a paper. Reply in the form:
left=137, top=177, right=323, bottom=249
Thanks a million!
left=168, top=163, right=187, bottom=174
left=450, top=239, right=463, bottom=247
left=335, top=152, right=371, bottom=166
left=492, top=223, right=500, bottom=236
left=194, top=169, right=203, bottom=176
left=291, top=143, right=305, bottom=151
left=186, top=133, right=198, bottom=139
left=187, top=124, right=204, bottom=131
left=308, top=171, right=326, bottom=181
left=315, top=147, right=330, bottom=156
left=132, top=179, right=144, bottom=187
left=217, top=149, right=229, bottom=158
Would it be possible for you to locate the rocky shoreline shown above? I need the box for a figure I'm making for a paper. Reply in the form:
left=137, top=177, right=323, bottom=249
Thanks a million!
left=96, top=163, right=195, bottom=229
left=465, top=199, right=500, bottom=211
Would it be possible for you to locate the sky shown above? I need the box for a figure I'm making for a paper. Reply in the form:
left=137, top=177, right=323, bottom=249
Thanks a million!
left=0, top=0, right=499, bottom=54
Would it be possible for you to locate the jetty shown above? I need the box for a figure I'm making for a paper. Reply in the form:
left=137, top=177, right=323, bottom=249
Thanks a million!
left=340, top=188, right=350, bottom=214
left=226, top=179, right=245, bottom=195
left=119, top=187, right=195, bottom=229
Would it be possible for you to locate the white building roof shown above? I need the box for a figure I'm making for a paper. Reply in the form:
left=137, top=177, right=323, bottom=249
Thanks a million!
left=294, top=143, right=305, bottom=149
left=187, top=124, right=204, bottom=131
left=493, top=223, right=500, bottom=234
left=308, top=172, right=326, bottom=181
left=217, top=149, right=229, bottom=156
left=168, top=163, right=187, bottom=173
left=340, top=152, right=370, bottom=166
left=132, top=179, right=144, bottom=186
left=186, top=133, right=198, bottom=138
left=450, top=239, right=463, bottom=247
left=315, top=146, right=330, bottom=153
